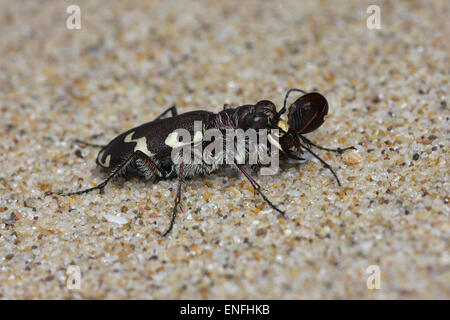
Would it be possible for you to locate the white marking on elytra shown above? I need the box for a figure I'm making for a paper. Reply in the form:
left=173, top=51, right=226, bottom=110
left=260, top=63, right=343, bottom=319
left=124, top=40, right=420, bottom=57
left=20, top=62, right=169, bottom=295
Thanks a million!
left=164, top=131, right=179, bottom=148
left=98, top=150, right=111, bottom=168
left=165, top=130, right=203, bottom=148
left=124, top=131, right=154, bottom=157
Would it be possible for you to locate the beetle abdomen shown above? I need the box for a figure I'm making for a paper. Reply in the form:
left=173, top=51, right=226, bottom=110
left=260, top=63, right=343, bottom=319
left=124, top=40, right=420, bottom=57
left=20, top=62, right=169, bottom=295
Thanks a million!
left=96, top=111, right=213, bottom=175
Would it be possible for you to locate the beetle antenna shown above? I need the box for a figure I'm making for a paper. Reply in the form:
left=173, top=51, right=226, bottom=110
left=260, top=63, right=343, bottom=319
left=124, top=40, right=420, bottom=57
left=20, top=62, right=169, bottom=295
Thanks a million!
left=276, top=88, right=308, bottom=119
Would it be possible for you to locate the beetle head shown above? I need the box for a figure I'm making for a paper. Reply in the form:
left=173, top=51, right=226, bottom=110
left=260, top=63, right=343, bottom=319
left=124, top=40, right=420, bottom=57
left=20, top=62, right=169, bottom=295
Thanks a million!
left=239, top=100, right=278, bottom=130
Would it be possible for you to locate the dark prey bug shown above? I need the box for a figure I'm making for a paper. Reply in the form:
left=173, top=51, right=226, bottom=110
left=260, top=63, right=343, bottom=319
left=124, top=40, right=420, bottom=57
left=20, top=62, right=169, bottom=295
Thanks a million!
left=53, top=88, right=354, bottom=236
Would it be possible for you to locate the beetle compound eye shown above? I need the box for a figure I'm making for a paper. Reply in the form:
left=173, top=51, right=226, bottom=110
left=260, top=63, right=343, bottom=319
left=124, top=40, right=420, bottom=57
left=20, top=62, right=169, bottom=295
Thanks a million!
left=252, top=115, right=265, bottom=124
left=245, top=113, right=268, bottom=129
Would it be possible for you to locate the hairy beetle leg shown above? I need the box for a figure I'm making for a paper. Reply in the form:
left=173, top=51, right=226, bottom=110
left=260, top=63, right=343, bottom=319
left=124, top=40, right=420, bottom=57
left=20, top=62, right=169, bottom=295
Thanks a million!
left=56, top=151, right=165, bottom=196
left=160, top=160, right=184, bottom=237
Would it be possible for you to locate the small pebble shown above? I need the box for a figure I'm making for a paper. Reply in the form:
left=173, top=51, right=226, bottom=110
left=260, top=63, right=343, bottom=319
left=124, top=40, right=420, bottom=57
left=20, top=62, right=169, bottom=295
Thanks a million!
left=343, top=151, right=362, bottom=165
left=104, top=215, right=128, bottom=225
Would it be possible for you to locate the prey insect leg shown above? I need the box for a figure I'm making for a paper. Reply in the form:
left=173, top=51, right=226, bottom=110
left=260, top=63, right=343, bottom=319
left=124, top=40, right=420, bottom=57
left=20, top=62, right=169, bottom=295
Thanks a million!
left=299, top=136, right=355, bottom=154
left=297, top=141, right=342, bottom=186
left=236, top=164, right=285, bottom=216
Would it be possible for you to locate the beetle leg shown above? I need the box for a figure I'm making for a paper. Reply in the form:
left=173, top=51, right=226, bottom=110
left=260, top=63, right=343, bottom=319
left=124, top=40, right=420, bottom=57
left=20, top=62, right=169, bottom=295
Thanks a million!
left=57, top=151, right=165, bottom=196
left=133, top=151, right=167, bottom=179
left=299, top=136, right=355, bottom=154
left=236, top=164, right=285, bottom=216
left=161, top=160, right=184, bottom=236
left=74, top=139, right=105, bottom=148
left=154, top=105, right=178, bottom=120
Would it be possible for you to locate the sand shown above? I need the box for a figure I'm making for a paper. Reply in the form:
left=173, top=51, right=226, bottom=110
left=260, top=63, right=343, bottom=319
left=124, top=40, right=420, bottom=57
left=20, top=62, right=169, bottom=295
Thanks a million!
left=0, top=0, right=448, bottom=299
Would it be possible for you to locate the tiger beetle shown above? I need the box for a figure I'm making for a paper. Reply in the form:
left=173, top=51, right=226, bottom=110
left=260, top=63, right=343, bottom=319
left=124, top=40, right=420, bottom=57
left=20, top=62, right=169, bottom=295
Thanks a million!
left=52, top=88, right=355, bottom=236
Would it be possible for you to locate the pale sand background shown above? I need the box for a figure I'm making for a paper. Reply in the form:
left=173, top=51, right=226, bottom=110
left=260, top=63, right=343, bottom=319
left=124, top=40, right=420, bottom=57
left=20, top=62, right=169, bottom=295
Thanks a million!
left=0, top=0, right=448, bottom=299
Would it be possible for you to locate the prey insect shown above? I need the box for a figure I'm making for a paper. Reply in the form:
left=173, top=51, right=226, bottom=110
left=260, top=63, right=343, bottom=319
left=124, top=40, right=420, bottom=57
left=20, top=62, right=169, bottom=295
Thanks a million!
left=52, top=88, right=354, bottom=236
